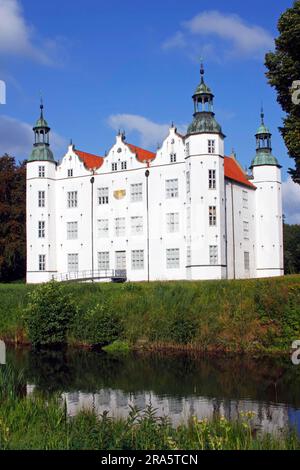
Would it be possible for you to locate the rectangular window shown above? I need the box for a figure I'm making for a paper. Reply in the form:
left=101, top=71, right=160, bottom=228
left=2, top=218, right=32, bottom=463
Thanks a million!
left=67, top=222, right=78, bottom=240
left=39, top=254, right=46, bottom=272
left=166, top=179, right=179, bottom=199
left=208, top=140, right=215, bottom=154
left=68, top=253, right=79, bottom=272
left=98, top=187, right=109, bottom=205
left=186, top=142, right=190, bottom=157
left=170, top=153, right=177, bottom=163
left=132, top=250, right=144, bottom=270
left=67, top=191, right=78, bottom=208
left=209, top=169, right=216, bottom=189
left=131, top=183, right=143, bottom=202
left=115, top=217, right=125, bottom=237
left=209, top=206, right=217, bottom=226
left=166, top=213, right=179, bottom=233
left=38, top=191, right=45, bottom=208
left=131, top=216, right=143, bottom=235
left=244, top=252, right=250, bottom=271
left=166, top=248, right=180, bottom=269
left=112, top=163, right=118, bottom=172
left=187, top=246, right=191, bottom=266
left=209, top=245, right=218, bottom=265
left=98, top=252, right=110, bottom=271
left=243, top=190, right=249, bottom=209
left=98, top=219, right=109, bottom=238
left=186, top=171, right=191, bottom=194
left=38, top=221, right=45, bottom=238
left=121, top=161, right=127, bottom=170
left=68, top=169, right=73, bottom=178
left=243, top=221, right=249, bottom=240
left=38, top=166, right=45, bottom=178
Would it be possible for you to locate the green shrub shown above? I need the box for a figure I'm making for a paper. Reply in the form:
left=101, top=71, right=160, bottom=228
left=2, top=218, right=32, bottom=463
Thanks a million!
left=76, top=302, right=123, bottom=345
left=25, top=281, right=76, bottom=348
left=102, top=340, right=131, bottom=354
left=169, top=314, right=198, bottom=344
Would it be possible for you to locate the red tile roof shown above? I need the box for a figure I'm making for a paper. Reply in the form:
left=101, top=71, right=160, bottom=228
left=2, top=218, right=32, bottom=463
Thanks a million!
left=75, top=150, right=104, bottom=170
left=127, top=143, right=156, bottom=163
left=224, top=156, right=256, bottom=189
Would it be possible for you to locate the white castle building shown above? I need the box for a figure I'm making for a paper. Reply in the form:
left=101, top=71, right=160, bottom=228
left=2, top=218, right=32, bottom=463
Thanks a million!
left=26, top=66, right=284, bottom=284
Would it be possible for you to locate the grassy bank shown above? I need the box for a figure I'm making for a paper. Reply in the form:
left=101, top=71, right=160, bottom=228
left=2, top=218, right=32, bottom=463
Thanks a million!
left=0, top=395, right=299, bottom=450
left=0, top=276, right=300, bottom=353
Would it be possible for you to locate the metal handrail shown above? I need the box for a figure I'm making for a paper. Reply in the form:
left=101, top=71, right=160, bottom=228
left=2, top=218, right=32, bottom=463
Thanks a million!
left=52, top=269, right=127, bottom=282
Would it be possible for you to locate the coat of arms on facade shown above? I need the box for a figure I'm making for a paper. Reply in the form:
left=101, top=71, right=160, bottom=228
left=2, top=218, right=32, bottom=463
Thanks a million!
left=113, top=189, right=126, bottom=200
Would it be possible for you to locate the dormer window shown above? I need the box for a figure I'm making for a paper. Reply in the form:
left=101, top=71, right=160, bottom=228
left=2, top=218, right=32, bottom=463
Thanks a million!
left=112, top=163, right=118, bottom=172
left=121, top=161, right=127, bottom=170
left=208, top=140, right=215, bottom=154
left=170, top=153, right=177, bottom=163
left=68, top=169, right=73, bottom=177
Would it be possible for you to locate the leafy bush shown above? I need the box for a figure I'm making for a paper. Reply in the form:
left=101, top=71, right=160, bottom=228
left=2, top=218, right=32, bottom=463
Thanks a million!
left=25, top=281, right=76, bottom=348
left=75, top=302, right=123, bottom=345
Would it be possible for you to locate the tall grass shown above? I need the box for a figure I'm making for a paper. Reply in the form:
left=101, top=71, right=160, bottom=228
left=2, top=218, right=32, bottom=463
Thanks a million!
left=1, top=276, right=300, bottom=353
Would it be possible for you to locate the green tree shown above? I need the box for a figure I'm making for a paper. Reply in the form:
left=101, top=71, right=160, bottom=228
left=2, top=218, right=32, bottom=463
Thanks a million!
left=284, top=223, right=300, bottom=273
left=265, top=1, right=300, bottom=183
left=0, top=155, right=26, bottom=282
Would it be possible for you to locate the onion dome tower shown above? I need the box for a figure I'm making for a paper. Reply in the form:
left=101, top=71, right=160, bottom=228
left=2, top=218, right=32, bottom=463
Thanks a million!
left=28, top=100, right=55, bottom=162
left=187, top=64, right=224, bottom=137
left=250, top=107, right=280, bottom=169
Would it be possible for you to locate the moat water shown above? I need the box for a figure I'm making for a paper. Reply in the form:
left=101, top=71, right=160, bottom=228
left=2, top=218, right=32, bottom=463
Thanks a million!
left=7, top=347, right=300, bottom=435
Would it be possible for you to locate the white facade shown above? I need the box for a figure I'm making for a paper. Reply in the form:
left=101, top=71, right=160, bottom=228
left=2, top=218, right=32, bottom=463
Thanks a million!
left=26, top=72, right=284, bottom=284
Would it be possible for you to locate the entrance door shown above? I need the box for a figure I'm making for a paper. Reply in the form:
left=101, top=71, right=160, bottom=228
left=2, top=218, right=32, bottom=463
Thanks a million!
left=115, top=251, right=126, bottom=270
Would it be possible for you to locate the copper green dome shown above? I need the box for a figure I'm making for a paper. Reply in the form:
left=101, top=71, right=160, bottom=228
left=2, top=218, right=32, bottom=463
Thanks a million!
left=187, top=111, right=224, bottom=136
left=256, top=123, right=270, bottom=135
left=34, top=116, right=49, bottom=129
left=29, top=145, right=54, bottom=162
left=250, top=150, right=280, bottom=168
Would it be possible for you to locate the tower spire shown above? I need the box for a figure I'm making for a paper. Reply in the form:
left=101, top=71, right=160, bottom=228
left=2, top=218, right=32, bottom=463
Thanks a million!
left=28, top=100, right=55, bottom=163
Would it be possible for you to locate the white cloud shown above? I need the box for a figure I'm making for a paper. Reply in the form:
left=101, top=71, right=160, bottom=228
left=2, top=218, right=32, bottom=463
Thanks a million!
left=0, top=0, right=63, bottom=65
left=162, top=10, right=274, bottom=61
left=108, top=114, right=187, bottom=149
left=282, top=177, right=300, bottom=224
left=0, top=115, right=67, bottom=160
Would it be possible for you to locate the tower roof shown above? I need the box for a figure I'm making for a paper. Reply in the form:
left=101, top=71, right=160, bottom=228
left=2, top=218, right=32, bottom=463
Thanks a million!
left=33, top=100, right=50, bottom=130
left=250, top=108, right=280, bottom=169
left=255, top=107, right=270, bottom=136
left=28, top=100, right=55, bottom=163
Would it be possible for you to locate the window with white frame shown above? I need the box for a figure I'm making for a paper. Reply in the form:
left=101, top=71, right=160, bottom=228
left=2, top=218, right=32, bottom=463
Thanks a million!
left=115, top=218, right=125, bottom=237
left=38, top=166, right=45, bottom=178
left=98, top=219, right=109, bottom=238
left=39, top=254, right=46, bottom=272
left=131, top=216, right=143, bottom=235
left=98, top=187, right=109, bottom=205
left=38, top=191, right=45, bottom=208
left=187, top=246, right=191, bottom=266
left=209, top=169, right=216, bottom=189
left=38, top=221, right=45, bottom=238
left=67, top=222, right=78, bottom=240
left=131, top=183, right=143, bottom=202
left=166, top=248, right=180, bottom=269
left=166, top=213, right=179, bottom=233
left=131, top=250, right=144, bottom=270
left=68, top=169, right=73, bottom=178
left=98, top=252, right=110, bottom=271
left=112, top=163, right=118, bottom=172
left=68, top=253, right=79, bottom=272
left=166, top=179, right=179, bottom=199
left=67, top=191, right=78, bottom=208
left=121, top=161, right=127, bottom=170
left=243, top=221, right=249, bottom=240
left=244, top=252, right=250, bottom=271
left=209, top=206, right=217, bottom=226
left=170, top=153, right=177, bottom=163
left=209, top=245, right=218, bottom=265
left=242, top=190, right=249, bottom=209
left=208, top=140, right=215, bottom=154
left=186, top=171, right=191, bottom=194
left=186, top=142, right=190, bottom=157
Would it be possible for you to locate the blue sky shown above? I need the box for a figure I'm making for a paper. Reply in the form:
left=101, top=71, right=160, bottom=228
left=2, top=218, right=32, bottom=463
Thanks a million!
left=0, top=0, right=300, bottom=222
